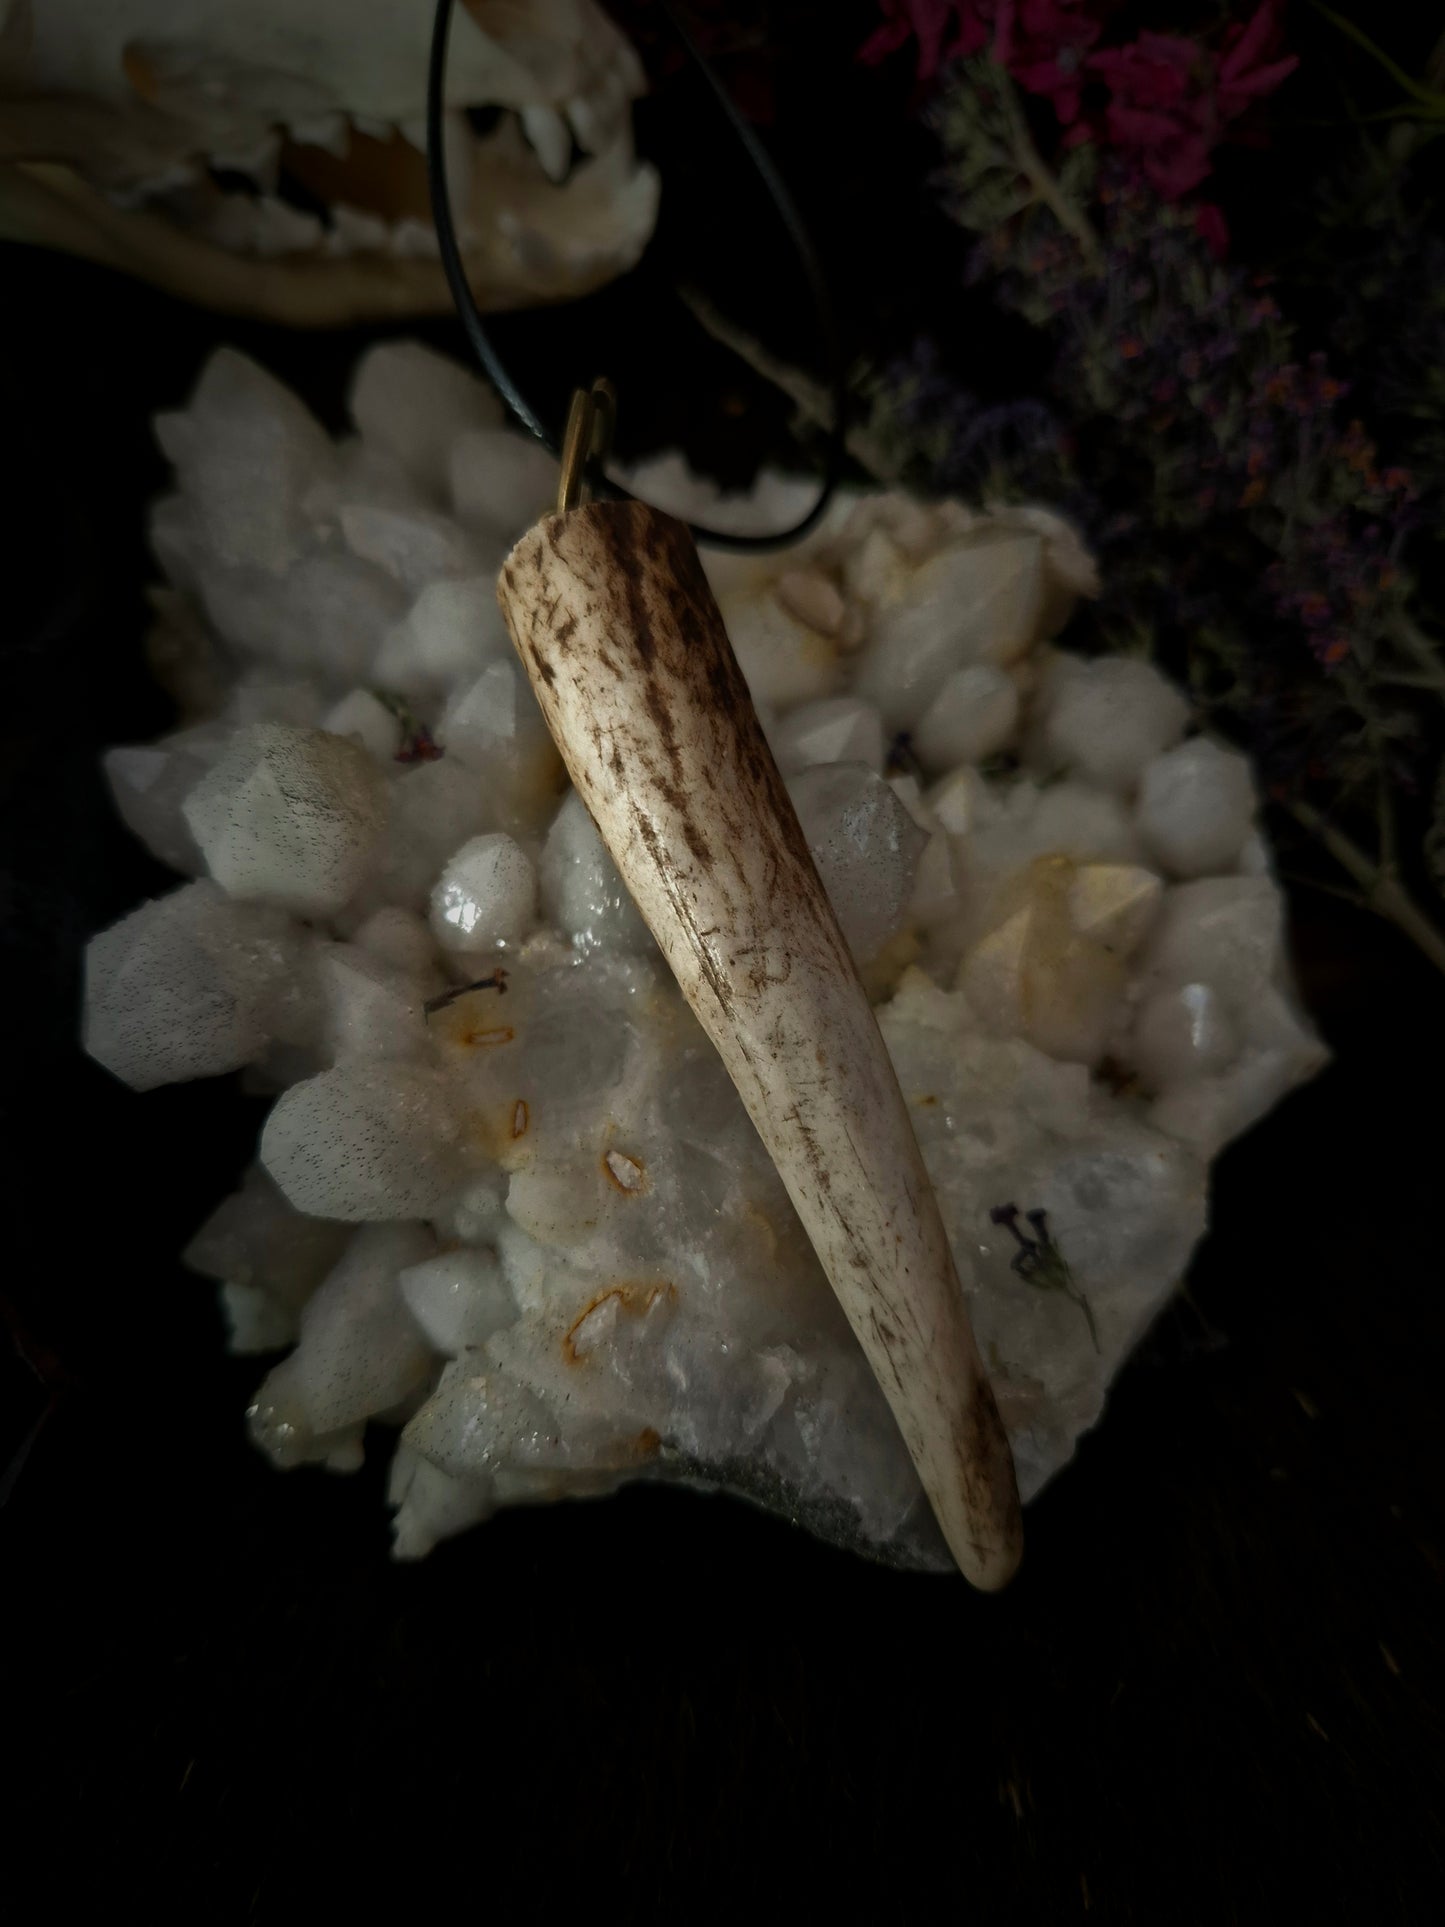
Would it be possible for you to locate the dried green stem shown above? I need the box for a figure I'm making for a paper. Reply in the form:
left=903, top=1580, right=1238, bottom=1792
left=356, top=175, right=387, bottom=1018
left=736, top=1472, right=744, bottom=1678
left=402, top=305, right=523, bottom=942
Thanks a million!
left=677, top=285, right=901, bottom=485
left=1343, top=667, right=1399, bottom=875
left=1378, top=671, right=1445, bottom=692
left=1391, top=614, right=1445, bottom=706
left=1289, top=798, right=1445, bottom=974
left=992, top=63, right=1101, bottom=262
left=1279, top=869, right=1371, bottom=912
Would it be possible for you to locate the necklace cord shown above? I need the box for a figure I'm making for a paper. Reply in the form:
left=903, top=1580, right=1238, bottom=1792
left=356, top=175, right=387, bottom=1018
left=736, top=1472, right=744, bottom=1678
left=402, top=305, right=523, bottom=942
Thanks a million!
left=425, top=0, right=847, bottom=552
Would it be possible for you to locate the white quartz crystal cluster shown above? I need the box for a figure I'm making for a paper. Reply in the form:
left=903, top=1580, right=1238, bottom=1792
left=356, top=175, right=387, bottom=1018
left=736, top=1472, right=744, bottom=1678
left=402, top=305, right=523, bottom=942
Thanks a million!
left=85, top=343, right=1325, bottom=1567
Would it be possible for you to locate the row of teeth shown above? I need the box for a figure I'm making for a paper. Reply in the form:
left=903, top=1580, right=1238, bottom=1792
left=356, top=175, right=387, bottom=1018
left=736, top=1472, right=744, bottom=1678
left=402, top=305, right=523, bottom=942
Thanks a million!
left=205, top=190, right=450, bottom=263
left=111, top=103, right=617, bottom=261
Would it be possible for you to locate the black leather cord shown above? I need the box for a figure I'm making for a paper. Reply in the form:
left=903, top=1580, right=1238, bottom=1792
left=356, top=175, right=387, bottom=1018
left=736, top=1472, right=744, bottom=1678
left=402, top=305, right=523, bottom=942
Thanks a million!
left=425, top=0, right=847, bottom=551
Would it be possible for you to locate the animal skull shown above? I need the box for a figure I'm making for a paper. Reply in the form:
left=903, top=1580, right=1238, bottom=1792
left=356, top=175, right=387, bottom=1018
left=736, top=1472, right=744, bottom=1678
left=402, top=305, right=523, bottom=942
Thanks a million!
left=0, top=0, right=660, bottom=323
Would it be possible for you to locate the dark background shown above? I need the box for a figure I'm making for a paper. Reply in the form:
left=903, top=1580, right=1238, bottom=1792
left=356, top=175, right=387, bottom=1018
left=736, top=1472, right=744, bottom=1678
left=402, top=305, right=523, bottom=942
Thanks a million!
left=4, top=6, right=1444, bottom=1917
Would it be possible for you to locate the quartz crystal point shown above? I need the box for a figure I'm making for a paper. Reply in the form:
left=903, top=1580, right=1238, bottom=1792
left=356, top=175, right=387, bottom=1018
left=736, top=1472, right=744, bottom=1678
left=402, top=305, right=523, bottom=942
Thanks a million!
left=497, top=501, right=1024, bottom=1590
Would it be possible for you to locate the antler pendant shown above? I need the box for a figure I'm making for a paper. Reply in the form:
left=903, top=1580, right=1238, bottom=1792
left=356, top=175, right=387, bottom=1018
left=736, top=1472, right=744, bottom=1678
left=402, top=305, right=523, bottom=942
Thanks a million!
left=498, top=500, right=1022, bottom=1588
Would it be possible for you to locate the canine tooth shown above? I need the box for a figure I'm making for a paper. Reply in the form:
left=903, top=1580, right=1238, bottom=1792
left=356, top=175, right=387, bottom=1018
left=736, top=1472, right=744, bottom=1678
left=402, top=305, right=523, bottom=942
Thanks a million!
left=497, top=502, right=1024, bottom=1589
left=566, top=93, right=602, bottom=153
left=519, top=106, right=571, bottom=184
left=566, top=70, right=630, bottom=156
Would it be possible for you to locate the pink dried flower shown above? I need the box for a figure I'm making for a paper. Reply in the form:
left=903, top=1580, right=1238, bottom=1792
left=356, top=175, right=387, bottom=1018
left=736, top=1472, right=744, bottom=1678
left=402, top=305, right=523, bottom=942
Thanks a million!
left=860, top=0, right=1099, bottom=101
left=861, top=0, right=1298, bottom=231
left=1217, top=1, right=1299, bottom=119
left=1088, top=32, right=1215, bottom=198
left=1090, top=31, right=1199, bottom=115
left=1086, top=5, right=1298, bottom=202
left=995, top=0, right=1103, bottom=124
left=859, top=2, right=986, bottom=81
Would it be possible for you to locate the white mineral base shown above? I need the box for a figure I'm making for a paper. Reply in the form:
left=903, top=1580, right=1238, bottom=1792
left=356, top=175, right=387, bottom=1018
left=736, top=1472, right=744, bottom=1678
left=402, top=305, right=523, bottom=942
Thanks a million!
left=498, top=501, right=1023, bottom=1588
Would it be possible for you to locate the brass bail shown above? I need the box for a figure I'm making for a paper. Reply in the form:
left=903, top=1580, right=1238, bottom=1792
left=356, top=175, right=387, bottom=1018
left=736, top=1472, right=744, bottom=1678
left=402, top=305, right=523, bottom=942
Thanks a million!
left=557, top=377, right=617, bottom=514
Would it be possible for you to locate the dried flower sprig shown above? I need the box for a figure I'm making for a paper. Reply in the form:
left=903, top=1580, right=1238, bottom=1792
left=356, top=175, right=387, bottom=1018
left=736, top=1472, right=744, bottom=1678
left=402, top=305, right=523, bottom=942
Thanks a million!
left=863, top=1, right=1297, bottom=235
left=990, top=1204, right=1099, bottom=1350
left=854, top=11, right=1445, bottom=976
